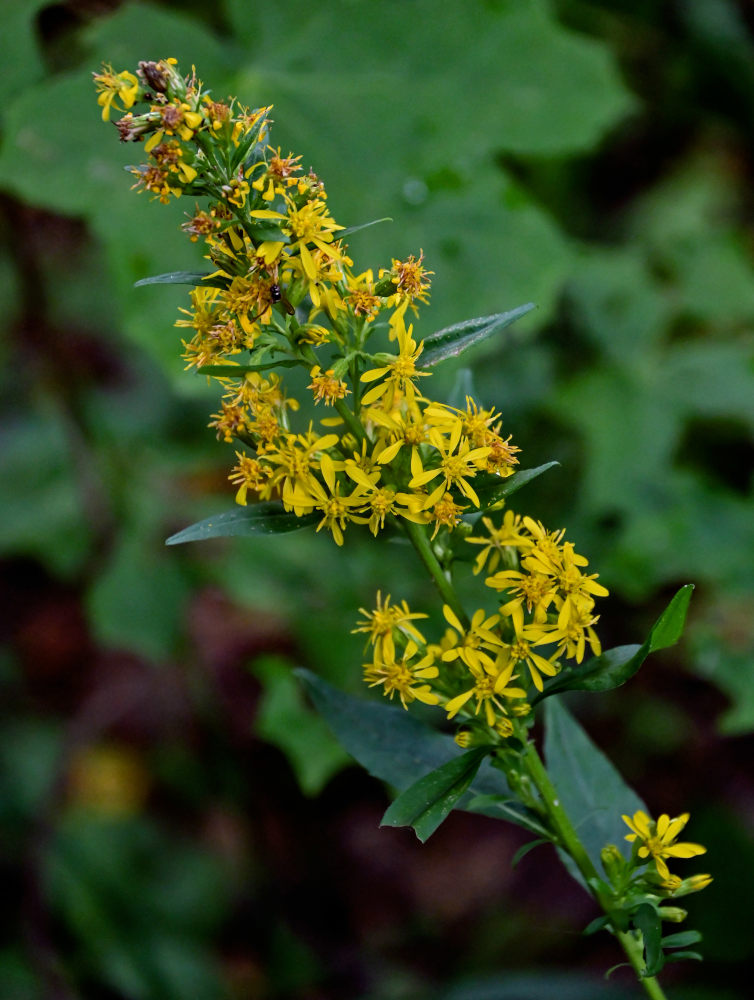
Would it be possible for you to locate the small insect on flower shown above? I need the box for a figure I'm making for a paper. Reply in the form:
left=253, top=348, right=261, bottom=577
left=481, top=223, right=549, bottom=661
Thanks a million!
left=269, top=264, right=295, bottom=314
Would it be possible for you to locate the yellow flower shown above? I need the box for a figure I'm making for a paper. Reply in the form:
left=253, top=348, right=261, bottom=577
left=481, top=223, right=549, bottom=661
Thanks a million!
left=364, top=640, right=439, bottom=709
left=622, top=810, right=707, bottom=881
left=497, top=635, right=559, bottom=693
left=360, top=322, right=429, bottom=408
left=409, top=423, right=490, bottom=509
left=353, top=592, right=428, bottom=660
left=308, top=366, right=350, bottom=406
left=229, top=453, right=272, bottom=504
left=144, top=100, right=204, bottom=150
left=529, top=604, right=602, bottom=664
left=488, top=567, right=558, bottom=634
left=284, top=197, right=344, bottom=280
left=441, top=605, right=503, bottom=673
left=93, top=65, right=139, bottom=121
left=264, top=430, right=339, bottom=502
left=467, top=511, right=530, bottom=575
left=380, top=250, right=433, bottom=309
left=444, top=655, right=526, bottom=728
left=428, top=492, right=467, bottom=538
left=286, top=453, right=368, bottom=545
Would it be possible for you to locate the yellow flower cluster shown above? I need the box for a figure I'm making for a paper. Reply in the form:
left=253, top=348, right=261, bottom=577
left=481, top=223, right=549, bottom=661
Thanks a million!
left=354, top=510, right=608, bottom=741
left=97, top=58, right=607, bottom=720
left=95, top=57, right=523, bottom=550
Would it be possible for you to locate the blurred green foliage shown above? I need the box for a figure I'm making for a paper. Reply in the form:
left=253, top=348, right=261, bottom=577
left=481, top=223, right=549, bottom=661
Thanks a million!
left=1, top=1, right=753, bottom=997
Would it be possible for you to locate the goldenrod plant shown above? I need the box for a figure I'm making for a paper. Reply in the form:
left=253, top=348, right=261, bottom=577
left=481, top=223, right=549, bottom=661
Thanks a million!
left=95, top=58, right=710, bottom=996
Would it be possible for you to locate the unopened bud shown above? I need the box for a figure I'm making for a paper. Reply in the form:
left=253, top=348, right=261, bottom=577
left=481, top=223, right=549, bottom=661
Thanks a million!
left=138, top=58, right=184, bottom=98
left=495, top=717, right=514, bottom=738
left=600, top=844, right=625, bottom=882
left=660, top=907, right=687, bottom=923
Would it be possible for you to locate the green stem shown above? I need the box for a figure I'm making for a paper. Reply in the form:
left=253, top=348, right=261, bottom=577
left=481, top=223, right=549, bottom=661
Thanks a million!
left=334, top=398, right=366, bottom=442
left=616, top=929, right=669, bottom=1000
left=402, top=520, right=469, bottom=627
left=519, top=736, right=669, bottom=1000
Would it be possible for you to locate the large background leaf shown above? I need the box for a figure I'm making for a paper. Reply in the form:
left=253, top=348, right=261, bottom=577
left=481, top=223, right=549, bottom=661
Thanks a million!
left=544, top=699, right=647, bottom=870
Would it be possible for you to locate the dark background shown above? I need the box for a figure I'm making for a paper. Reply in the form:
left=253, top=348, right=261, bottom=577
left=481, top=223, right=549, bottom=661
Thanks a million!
left=1, top=1, right=753, bottom=997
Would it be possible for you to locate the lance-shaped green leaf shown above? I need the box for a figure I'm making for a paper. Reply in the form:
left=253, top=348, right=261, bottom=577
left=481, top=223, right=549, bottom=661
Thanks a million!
left=297, top=670, right=517, bottom=794
left=474, top=461, right=560, bottom=510
left=339, top=217, right=392, bottom=239
left=533, top=585, right=694, bottom=702
left=243, top=223, right=290, bottom=243
left=662, top=930, right=702, bottom=949
left=419, top=302, right=536, bottom=367
left=544, top=699, right=647, bottom=873
left=381, top=748, right=490, bottom=842
left=194, top=360, right=300, bottom=377
left=634, top=902, right=664, bottom=977
left=299, top=672, right=552, bottom=836
left=463, top=794, right=551, bottom=837
left=134, top=270, right=227, bottom=288
left=165, top=503, right=318, bottom=545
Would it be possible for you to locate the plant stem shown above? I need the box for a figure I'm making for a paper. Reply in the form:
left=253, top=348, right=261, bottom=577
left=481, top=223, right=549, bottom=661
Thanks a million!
left=402, top=520, right=469, bottom=627
left=334, top=397, right=366, bottom=442
left=519, top=736, right=670, bottom=1000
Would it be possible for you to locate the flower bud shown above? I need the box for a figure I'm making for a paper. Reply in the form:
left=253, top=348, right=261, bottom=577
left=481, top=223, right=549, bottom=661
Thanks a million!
left=495, top=717, right=513, bottom=738
left=659, top=907, right=688, bottom=923
left=600, top=843, right=626, bottom=882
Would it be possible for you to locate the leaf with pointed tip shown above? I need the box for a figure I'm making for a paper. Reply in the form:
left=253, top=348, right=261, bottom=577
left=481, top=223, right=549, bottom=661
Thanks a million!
left=511, top=838, right=549, bottom=868
left=533, top=585, right=694, bottom=702
left=475, top=462, right=560, bottom=510
left=419, top=303, right=536, bottom=367
left=465, top=794, right=550, bottom=838
left=583, top=915, right=610, bottom=936
left=244, top=224, right=290, bottom=243
left=339, top=217, right=392, bottom=238
left=662, top=930, right=702, bottom=949
left=664, top=950, right=703, bottom=965
left=297, top=670, right=514, bottom=804
left=194, top=360, right=300, bottom=377
left=134, top=270, right=225, bottom=288
left=381, top=748, right=490, bottom=841
left=635, top=902, right=664, bottom=977
left=165, top=503, right=318, bottom=545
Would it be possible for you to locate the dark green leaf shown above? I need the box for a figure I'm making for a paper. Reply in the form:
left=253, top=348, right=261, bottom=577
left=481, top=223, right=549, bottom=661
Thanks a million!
left=381, top=748, right=489, bottom=842
left=544, top=699, right=647, bottom=876
left=583, top=915, right=610, bottom=936
left=195, top=360, right=300, bottom=377
left=605, top=963, right=631, bottom=979
left=648, top=583, right=695, bottom=651
left=165, top=503, right=318, bottom=545
left=419, top=303, right=536, bottom=367
left=251, top=656, right=350, bottom=796
left=534, top=585, right=694, bottom=701
left=448, top=368, right=478, bottom=409
left=465, top=794, right=550, bottom=838
left=475, top=462, right=560, bottom=510
left=339, top=217, right=392, bottom=239
left=635, top=902, right=664, bottom=977
left=134, top=270, right=221, bottom=287
left=662, top=930, right=703, bottom=949
left=245, top=224, right=290, bottom=243
left=664, top=950, right=703, bottom=965
left=297, top=670, right=512, bottom=803
left=511, top=838, right=549, bottom=868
